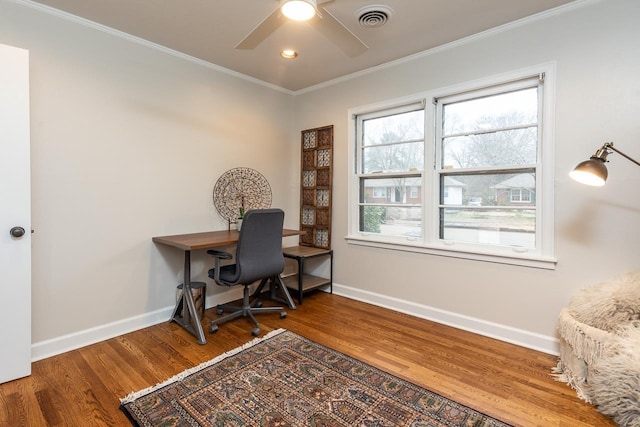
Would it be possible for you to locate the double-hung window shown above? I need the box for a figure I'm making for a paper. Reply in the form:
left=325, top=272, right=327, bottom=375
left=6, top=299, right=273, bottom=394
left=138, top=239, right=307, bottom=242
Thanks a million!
left=437, top=77, right=541, bottom=251
left=348, top=66, right=555, bottom=268
left=354, top=103, right=425, bottom=239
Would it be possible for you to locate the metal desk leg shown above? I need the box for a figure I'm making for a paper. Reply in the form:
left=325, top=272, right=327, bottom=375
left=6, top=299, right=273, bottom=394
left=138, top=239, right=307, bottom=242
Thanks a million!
left=171, top=250, right=207, bottom=345
left=298, top=256, right=304, bottom=304
left=329, top=250, right=333, bottom=294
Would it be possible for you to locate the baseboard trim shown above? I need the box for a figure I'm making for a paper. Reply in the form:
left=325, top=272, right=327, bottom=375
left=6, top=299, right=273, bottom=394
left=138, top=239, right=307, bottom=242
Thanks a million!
left=31, top=306, right=174, bottom=362
left=31, top=286, right=246, bottom=362
left=31, top=282, right=559, bottom=361
left=332, top=283, right=560, bottom=356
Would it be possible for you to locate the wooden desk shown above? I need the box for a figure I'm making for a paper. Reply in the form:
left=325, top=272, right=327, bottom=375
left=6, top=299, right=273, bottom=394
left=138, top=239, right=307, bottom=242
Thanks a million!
left=153, top=229, right=302, bottom=344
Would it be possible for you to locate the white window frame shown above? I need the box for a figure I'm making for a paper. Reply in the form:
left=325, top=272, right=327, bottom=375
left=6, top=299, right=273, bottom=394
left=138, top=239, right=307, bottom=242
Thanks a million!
left=347, top=64, right=556, bottom=269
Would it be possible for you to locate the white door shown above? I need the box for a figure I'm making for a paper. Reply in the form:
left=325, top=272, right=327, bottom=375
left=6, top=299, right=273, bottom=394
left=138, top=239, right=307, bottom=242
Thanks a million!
left=0, top=43, right=31, bottom=383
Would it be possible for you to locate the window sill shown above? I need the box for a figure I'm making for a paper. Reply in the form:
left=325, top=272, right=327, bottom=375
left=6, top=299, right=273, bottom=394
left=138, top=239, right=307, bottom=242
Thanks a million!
left=345, top=235, right=557, bottom=270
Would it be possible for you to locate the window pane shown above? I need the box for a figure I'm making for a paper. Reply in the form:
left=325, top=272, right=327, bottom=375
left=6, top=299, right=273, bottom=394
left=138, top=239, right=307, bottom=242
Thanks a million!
left=437, top=81, right=541, bottom=253
left=363, top=110, right=424, bottom=146
left=440, top=208, right=535, bottom=248
left=442, top=127, right=537, bottom=169
left=443, top=87, right=538, bottom=136
left=440, top=172, right=535, bottom=207
left=360, top=205, right=421, bottom=238
left=362, top=177, right=422, bottom=204
left=363, top=141, right=424, bottom=173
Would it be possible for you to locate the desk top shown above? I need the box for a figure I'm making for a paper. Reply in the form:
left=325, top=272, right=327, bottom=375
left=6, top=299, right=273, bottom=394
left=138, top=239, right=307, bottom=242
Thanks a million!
left=153, top=229, right=304, bottom=251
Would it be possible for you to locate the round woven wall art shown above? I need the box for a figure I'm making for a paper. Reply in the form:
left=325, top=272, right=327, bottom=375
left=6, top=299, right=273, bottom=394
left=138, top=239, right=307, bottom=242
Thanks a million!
left=213, top=167, right=272, bottom=222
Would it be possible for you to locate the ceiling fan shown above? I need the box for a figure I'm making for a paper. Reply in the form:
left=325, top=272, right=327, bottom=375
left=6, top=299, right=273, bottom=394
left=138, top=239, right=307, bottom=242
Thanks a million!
left=236, top=0, right=368, bottom=58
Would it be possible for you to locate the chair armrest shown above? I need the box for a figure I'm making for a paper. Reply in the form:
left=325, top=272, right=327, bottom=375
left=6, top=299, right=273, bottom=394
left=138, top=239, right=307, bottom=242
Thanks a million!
left=207, top=250, right=233, bottom=285
left=206, top=249, right=233, bottom=260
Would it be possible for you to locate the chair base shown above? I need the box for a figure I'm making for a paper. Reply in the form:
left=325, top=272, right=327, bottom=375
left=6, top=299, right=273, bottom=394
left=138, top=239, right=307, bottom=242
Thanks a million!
left=210, top=282, right=286, bottom=337
left=252, top=275, right=297, bottom=309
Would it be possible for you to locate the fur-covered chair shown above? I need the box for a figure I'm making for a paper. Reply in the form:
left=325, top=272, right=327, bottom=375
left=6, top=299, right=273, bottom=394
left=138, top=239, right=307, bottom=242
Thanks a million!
left=554, top=271, right=640, bottom=426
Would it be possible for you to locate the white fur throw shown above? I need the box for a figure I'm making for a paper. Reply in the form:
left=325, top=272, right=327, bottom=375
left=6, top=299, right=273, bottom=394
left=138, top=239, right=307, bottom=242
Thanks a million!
left=568, top=271, right=640, bottom=333
left=589, top=325, right=640, bottom=427
left=556, top=272, right=640, bottom=426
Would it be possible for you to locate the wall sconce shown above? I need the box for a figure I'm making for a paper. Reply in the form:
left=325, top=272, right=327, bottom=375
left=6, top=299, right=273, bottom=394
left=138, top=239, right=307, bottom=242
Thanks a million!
left=569, top=142, right=640, bottom=186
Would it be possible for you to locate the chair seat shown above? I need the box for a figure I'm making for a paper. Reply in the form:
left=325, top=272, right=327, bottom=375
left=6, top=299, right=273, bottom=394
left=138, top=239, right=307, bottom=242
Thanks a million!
left=208, top=265, right=237, bottom=286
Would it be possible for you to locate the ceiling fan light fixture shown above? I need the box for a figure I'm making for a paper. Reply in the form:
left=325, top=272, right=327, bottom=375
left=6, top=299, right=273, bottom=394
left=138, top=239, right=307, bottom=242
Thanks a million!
left=281, top=0, right=317, bottom=22
left=280, top=49, right=298, bottom=59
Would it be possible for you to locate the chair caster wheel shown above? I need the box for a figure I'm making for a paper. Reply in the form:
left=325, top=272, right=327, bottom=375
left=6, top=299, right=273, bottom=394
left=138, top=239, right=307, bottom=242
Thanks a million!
left=216, top=308, right=224, bottom=315
left=255, top=300, right=263, bottom=308
left=280, top=311, right=287, bottom=319
left=251, top=327, right=260, bottom=337
left=210, top=324, right=219, bottom=334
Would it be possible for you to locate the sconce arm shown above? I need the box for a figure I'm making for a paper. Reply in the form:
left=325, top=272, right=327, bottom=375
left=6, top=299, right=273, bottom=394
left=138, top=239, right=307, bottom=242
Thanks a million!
left=601, top=142, right=640, bottom=168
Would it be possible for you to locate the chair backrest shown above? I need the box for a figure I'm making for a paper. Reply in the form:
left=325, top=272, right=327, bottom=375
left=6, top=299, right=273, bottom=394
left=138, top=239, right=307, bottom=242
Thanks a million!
left=232, top=208, right=285, bottom=285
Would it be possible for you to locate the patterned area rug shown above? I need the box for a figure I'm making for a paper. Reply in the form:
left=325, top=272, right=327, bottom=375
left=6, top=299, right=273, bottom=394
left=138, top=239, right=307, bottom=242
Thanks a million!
left=120, top=329, right=511, bottom=426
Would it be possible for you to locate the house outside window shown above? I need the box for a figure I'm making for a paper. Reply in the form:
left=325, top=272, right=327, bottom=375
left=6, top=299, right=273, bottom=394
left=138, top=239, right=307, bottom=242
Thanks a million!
left=354, top=103, right=424, bottom=236
left=372, top=187, right=387, bottom=199
left=410, top=186, right=419, bottom=199
left=348, top=65, right=556, bottom=269
left=509, top=189, right=533, bottom=203
left=492, top=167, right=536, bottom=206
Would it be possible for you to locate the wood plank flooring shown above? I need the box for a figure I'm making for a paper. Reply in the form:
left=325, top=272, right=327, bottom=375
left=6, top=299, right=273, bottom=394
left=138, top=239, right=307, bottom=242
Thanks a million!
left=0, top=292, right=613, bottom=426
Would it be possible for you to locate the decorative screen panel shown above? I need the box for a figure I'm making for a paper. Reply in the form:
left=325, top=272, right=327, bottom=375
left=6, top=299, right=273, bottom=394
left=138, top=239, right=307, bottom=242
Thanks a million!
left=299, top=125, right=333, bottom=249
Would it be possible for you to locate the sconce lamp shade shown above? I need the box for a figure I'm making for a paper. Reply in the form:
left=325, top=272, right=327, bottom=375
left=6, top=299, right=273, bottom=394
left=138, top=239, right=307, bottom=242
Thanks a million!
left=569, top=158, right=608, bottom=186
left=570, top=141, right=640, bottom=187
left=281, top=0, right=317, bottom=21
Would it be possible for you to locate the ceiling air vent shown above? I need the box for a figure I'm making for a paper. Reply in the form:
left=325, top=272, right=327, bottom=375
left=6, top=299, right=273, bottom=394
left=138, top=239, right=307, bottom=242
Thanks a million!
left=356, top=5, right=393, bottom=28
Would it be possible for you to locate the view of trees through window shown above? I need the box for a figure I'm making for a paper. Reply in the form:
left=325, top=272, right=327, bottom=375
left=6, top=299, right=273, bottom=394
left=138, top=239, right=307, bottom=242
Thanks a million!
left=357, top=81, right=541, bottom=249
left=359, top=107, right=424, bottom=235
left=438, top=86, right=539, bottom=248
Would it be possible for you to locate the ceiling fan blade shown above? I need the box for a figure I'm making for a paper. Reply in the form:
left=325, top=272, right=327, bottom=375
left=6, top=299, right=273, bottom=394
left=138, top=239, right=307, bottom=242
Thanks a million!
left=236, top=8, right=286, bottom=50
left=311, top=6, right=368, bottom=58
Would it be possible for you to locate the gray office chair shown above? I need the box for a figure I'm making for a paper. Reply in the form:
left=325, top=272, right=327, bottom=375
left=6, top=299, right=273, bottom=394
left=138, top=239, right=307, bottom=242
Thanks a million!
left=207, top=208, right=289, bottom=336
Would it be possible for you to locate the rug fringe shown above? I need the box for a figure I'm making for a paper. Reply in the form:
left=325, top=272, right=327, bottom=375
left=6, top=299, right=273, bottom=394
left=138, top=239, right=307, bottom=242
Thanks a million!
left=120, top=328, right=286, bottom=404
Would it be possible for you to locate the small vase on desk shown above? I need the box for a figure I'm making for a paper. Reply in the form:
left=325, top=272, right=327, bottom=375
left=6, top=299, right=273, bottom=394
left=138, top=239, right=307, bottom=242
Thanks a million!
left=237, top=206, right=245, bottom=231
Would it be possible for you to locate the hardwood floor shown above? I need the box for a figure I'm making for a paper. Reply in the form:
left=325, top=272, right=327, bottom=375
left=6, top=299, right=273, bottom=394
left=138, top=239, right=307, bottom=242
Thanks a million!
left=0, top=292, right=613, bottom=426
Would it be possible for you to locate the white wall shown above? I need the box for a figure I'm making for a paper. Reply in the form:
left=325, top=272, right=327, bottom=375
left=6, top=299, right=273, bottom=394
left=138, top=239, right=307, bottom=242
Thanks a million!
left=293, top=0, right=640, bottom=353
left=1, top=1, right=299, bottom=357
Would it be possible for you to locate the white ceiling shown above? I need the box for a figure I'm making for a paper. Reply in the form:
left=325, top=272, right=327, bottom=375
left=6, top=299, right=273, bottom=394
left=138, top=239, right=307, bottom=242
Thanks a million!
left=29, top=0, right=576, bottom=91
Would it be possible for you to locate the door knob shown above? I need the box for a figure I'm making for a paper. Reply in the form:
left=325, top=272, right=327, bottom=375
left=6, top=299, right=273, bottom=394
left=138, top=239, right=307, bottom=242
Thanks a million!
left=10, top=226, right=26, bottom=238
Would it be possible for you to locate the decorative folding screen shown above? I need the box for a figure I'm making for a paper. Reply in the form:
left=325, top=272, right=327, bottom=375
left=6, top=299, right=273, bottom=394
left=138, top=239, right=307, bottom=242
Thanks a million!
left=299, top=125, right=333, bottom=249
